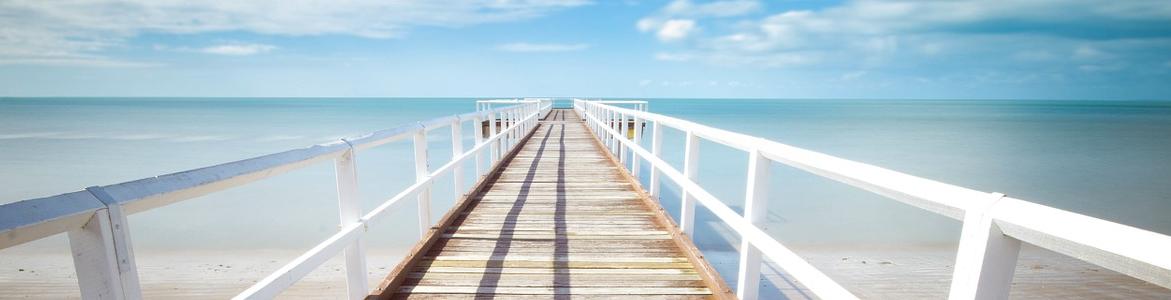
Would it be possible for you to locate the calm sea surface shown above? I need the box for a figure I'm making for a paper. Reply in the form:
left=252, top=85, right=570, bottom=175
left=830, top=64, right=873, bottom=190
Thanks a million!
left=2, top=98, right=1170, bottom=253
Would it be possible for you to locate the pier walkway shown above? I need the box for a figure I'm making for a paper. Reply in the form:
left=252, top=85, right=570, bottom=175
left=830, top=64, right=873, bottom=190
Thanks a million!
left=371, top=109, right=732, bottom=299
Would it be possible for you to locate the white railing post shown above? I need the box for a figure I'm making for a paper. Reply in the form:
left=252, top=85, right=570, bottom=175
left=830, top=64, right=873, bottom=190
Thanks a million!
left=948, top=193, right=1021, bottom=300
left=505, top=110, right=512, bottom=152
left=631, top=116, right=643, bottom=178
left=613, top=108, right=622, bottom=153
left=649, top=120, right=663, bottom=199
left=473, top=114, right=485, bottom=177
left=489, top=112, right=499, bottom=164
left=680, top=131, right=700, bottom=236
left=503, top=111, right=512, bottom=154
left=506, top=110, right=515, bottom=149
left=333, top=144, right=368, bottom=300
left=450, top=118, right=465, bottom=197
left=413, top=125, right=431, bottom=238
left=737, top=149, right=771, bottom=300
left=595, top=106, right=602, bottom=138
left=619, top=112, right=629, bottom=167
left=68, top=188, right=144, bottom=300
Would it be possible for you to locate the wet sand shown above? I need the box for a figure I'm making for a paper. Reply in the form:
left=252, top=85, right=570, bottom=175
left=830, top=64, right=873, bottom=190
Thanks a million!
left=2, top=245, right=1167, bottom=299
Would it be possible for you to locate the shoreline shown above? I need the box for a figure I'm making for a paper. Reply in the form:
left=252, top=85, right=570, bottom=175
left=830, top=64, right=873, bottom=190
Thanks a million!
left=3, top=245, right=1167, bottom=299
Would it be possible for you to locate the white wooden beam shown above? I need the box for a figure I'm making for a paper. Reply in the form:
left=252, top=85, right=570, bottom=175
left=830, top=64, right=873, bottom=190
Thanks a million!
left=948, top=193, right=1020, bottom=300
left=680, top=131, right=700, bottom=236
left=68, top=186, right=143, bottom=300
left=649, top=120, right=663, bottom=199
left=450, top=117, right=465, bottom=197
left=473, top=114, right=485, bottom=177
left=737, top=149, right=771, bottom=300
left=333, top=145, right=368, bottom=300
left=413, top=126, right=432, bottom=238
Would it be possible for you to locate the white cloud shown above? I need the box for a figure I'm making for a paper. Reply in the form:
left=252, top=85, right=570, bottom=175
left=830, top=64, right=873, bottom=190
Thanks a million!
left=657, top=19, right=696, bottom=41
left=637, top=18, right=660, bottom=32
left=496, top=42, right=589, bottom=52
left=636, top=0, right=1171, bottom=73
left=637, top=1, right=755, bottom=42
left=841, top=70, right=867, bottom=80
left=1072, top=45, right=1111, bottom=60
left=200, top=43, right=277, bottom=56
left=654, top=52, right=695, bottom=61
left=663, top=0, right=760, bottom=18
left=1013, top=50, right=1057, bottom=61
left=0, top=0, right=591, bottom=66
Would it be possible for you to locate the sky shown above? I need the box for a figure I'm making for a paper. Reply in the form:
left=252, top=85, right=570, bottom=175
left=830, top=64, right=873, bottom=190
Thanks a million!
left=1, top=0, right=1170, bottom=99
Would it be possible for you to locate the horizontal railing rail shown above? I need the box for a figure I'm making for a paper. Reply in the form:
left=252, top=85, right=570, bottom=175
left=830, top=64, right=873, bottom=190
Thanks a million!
left=0, top=100, right=552, bottom=300
left=476, top=98, right=553, bottom=119
left=573, top=99, right=1171, bottom=300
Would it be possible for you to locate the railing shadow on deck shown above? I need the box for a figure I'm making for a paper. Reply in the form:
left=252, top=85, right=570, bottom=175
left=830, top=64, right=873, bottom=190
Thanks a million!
left=473, top=125, right=555, bottom=294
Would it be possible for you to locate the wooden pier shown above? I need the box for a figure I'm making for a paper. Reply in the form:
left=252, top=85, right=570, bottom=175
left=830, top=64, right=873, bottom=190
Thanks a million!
left=372, top=109, right=733, bottom=299
left=6, top=99, right=1169, bottom=299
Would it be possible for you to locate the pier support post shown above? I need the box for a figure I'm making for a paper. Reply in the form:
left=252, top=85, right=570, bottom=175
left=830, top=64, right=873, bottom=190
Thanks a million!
left=413, top=126, right=432, bottom=238
left=333, top=145, right=368, bottom=300
left=619, top=112, right=628, bottom=166
left=737, top=149, right=771, bottom=300
left=613, top=109, right=622, bottom=154
left=948, top=193, right=1020, bottom=300
left=680, top=131, right=700, bottom=236
left=489, top=112, right=499, bottom=165
left=649, top=120, right=663, bottom=199
left=631, top=116, right=642, bottom=179
left=507, top=110, right=514, bottom=155
left=450, top=118, right=465, bottom=197
left=473, top=114, right=485, bottom=177
left=67, top=189, right=144, bottom=300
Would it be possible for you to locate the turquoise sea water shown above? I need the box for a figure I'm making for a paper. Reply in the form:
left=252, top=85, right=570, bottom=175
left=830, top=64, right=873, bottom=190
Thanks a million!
left=2, top=98, right=1170, bottom=254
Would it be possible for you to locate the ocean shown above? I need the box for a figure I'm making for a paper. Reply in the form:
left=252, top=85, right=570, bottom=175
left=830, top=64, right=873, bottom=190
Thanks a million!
left=2, top=98, right=1170, bottom=253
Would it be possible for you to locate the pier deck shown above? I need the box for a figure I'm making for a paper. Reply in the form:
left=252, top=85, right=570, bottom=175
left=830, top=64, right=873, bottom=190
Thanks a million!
left=372, top=109, right=733, bottom=299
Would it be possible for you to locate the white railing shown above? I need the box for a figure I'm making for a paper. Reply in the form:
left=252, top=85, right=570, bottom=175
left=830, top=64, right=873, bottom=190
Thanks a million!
left=574, top=99, right=1171, bottom=300
left=0, top=100, right=553, bottom=300
left=477, top=98, right=554, bottom=118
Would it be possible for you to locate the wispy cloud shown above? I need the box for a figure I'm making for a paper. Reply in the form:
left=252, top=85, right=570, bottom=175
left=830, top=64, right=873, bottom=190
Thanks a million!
left=200, top=43, right=278, bottom=56
left=496, top=43, right=590, bottom=53
left=637, top=0, right=755, bottom=42
left=637, top=0, right=1171, bottom=75
left=0, top=0, right=592, bottom=66
left=655, top=19, right=696, bottom=41
left=662, top=0, right=760, bottom=17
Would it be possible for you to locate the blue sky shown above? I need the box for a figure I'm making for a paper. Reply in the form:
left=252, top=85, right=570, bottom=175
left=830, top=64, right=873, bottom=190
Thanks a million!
left=1, top=0, right=1169, bottom=99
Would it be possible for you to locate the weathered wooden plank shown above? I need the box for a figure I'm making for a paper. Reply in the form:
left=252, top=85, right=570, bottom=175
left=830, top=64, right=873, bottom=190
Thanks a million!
left=426, top=249, right=682, bottom=256
left=447, top=224, right=659, bottom=231
left=428, top=239, right=681, bottom=250
left=444, top=229, right=671, bottom=236
left=411, top=267, right=699, bottom=275
left=401, top=278, right=708, bottom=288
left=414, top=259, right=693, bottom=269
left=390, top=294, right=713, bottom=300
left=406, top=272, right=702, bottom=281
left=424, top=255, right=690, bottom=263
left=453, top=219, right=657, bottom=225
left=440, top=233, right=673, bottom=240
left=397, top=286, right=712, bottom=295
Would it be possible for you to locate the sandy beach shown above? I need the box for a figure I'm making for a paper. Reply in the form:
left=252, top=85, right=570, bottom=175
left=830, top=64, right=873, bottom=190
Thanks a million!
left=3, top=243, right=1167, bottom=299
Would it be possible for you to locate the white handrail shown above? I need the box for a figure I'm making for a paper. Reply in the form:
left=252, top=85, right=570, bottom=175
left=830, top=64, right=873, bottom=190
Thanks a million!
left=573, top=99, right=1171, bottom=300
left=0, top=101, right=545, bottom=300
